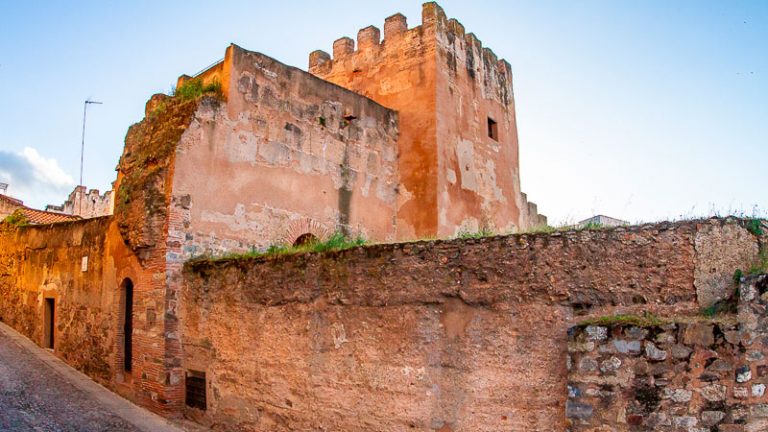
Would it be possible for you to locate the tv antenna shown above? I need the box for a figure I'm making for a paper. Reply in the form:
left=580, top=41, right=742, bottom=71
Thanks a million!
left=80, top=99, right=103, bottom=186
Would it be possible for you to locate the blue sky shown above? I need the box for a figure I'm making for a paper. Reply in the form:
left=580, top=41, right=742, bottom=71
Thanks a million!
left=0, top=1, right=765, bottom=224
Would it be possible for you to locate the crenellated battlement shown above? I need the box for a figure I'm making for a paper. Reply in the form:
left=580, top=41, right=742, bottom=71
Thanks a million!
left=308, top=3, right=432, bottom=74
left=309, top=2, right=514, bottom=107
left=307, top=2, right=541, bottom=236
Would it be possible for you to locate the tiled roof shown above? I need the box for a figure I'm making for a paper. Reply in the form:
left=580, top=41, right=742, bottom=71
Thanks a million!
left=0, top=193, right=23, bottom=206
left=18, top=207, right=81, bottom=225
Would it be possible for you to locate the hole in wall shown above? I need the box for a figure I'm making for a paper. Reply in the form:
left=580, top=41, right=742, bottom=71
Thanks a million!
left=293, top=233, right=319, bottom=247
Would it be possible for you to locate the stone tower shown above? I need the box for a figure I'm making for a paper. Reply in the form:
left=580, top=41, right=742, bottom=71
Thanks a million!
left=309, top=2, right=546, bottom=239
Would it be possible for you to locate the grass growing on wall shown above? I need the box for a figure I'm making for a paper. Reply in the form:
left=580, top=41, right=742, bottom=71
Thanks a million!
left=1, top=211, right=29, bottom=227
left=172, top=78, right=222, bottom=101
left=579, top=313, right=668, bottom=328
left=750, top=247, right=768, bottom=275
left=202, top=231, right=368, bottom=262
left=747, top=218, right=764, bottom=236
left=456, top=227, right=496, bottom=239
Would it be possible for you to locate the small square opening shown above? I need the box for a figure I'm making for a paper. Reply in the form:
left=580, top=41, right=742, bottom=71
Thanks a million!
left=487, top=117, right=498, bottom=141
left=185, top=370, right=207, bottom=410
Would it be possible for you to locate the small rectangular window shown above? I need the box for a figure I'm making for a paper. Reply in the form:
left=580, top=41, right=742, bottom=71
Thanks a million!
left=185, top=371, right=207, bottom=410
left=487, top=117, right=498, bottom=141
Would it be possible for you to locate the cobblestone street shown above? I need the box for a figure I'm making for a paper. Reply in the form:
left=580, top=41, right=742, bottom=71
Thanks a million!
left=0, top=323, right=184, bottom=432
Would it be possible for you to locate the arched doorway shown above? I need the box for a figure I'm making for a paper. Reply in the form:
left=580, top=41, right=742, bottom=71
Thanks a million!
left=120, top=278, right=134, bottom=372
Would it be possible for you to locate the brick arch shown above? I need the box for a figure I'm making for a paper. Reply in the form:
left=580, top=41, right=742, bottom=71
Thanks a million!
left=281, top=218, right=332, bottom=246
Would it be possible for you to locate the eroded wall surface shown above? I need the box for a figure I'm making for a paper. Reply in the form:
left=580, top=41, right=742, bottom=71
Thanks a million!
left=169, top=45, right=399, bottom=258
left=433, top=7, right=542, bottom=235
left=309, top=6, right=439, bottom=239
left=180, top=218, right=762, bottom=431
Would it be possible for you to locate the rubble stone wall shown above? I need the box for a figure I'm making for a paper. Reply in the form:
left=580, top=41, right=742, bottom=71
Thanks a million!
left=568, top=275, right=768, bottom=432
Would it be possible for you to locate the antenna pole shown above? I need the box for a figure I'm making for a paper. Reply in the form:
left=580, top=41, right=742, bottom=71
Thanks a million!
left=79, top=100, right=103, bottom=187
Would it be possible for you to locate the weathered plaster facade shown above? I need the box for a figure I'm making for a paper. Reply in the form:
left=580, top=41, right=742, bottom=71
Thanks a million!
left=310, top=3, right=546, bottom=238
left=170, top=45, right=400, bottom=259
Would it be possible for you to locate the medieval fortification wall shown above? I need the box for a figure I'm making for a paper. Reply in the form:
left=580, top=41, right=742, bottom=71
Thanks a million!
left=178, top=218, right=763, bottom=431
left=0, top=211, right=764, bottom=430
left=0, top=3, right=764, bottom=431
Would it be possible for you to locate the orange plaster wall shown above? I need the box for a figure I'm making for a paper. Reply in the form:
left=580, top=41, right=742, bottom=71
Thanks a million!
left=168, top=45, right=400, bottom=258
left=309, top=3, right=542, bottom=238
left=310, top=6, right=440, bottom=240
left=433, top=15, right=525, bottom=235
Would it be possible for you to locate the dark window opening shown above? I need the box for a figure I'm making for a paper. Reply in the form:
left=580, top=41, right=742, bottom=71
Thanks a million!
left=487, top=117, right=498, bottom=141
left=123, top=279, right=134, bottom=372
left=44, top=298, right=55, bottom=349
left=186, top=371, right=207, bottom=410
left=293, top=233, right=319, bottom=247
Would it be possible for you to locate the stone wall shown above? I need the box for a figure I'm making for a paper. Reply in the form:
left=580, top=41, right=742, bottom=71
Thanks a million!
left=169, top=44, right=400, bottom=259
left=114, top=93, right=205, bottom=414
left=567, top=275, right=768, bottom=432
left=0, top=218, right=144, bottom=389
left=179, top=218, right=762, bottom=431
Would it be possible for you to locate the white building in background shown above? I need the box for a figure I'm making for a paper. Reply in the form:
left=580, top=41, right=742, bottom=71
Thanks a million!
left=46, top=185, right=114, bottom=219
left=578, top=215, right=629, bottom=228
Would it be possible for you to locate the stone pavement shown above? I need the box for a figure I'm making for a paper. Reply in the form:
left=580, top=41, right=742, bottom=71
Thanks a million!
left=0, top=322, right=187, bottom=432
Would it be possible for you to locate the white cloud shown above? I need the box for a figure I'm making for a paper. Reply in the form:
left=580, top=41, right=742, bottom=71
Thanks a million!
left=20, top=147, right=75, bottom=189
left=0, top=147, right=75, bottom=208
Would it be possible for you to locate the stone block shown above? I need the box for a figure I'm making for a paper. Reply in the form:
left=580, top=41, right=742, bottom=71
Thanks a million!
left=683, top=323, right=715, bottom=347
left=701, top=410, right=725, bottom=427
left=384, top=13, right=407, bottom=40
left=565, top=401, right=593, bottom=420
left=700, top=384, right=727, bottom=402
left=645, top=342, right=667, bottom=361
left=736, top=365, right=752, bottom=383
left=585, top=325, right=608, bottom=341
left=357, top=26, right=381, bottom=51
left=333, top=37, right=354, bottom=59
